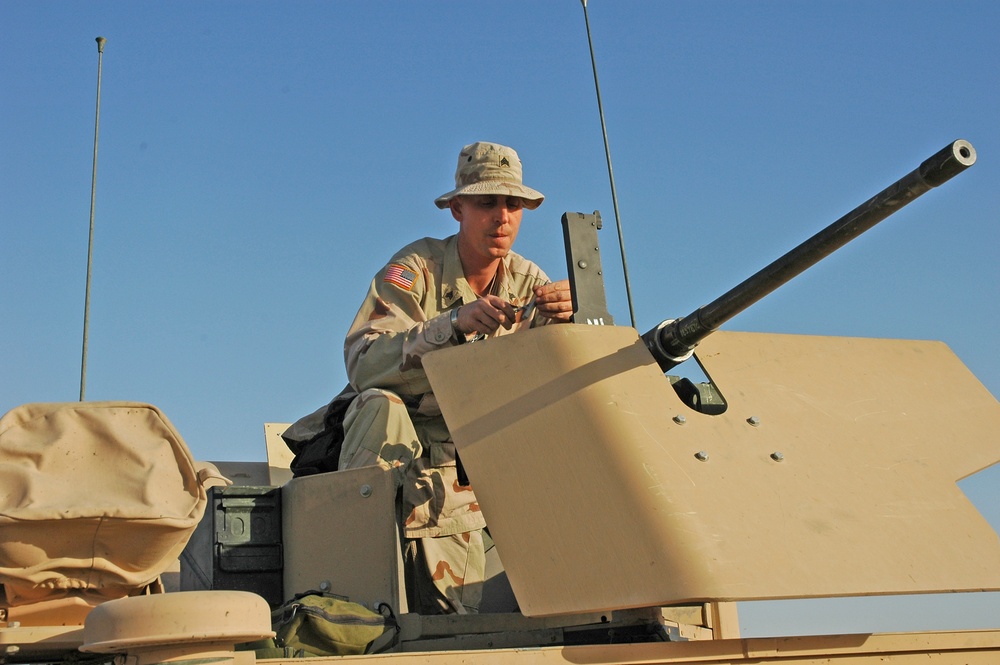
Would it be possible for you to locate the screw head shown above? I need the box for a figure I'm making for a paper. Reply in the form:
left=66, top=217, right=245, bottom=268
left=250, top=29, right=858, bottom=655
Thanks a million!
left=673, top=414, right=687, bottom=425
left=747, top=416, right=761, bottom=427
left=770, top=451, right=785, bottom=462
left=360, top=484, right=373, bottom=498
left=694, top=450, right=709, bottom=461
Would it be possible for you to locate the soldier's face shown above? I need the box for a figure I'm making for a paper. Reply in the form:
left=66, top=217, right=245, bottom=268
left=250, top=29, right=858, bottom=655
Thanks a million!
left=451, top=195, right=524, bottom=263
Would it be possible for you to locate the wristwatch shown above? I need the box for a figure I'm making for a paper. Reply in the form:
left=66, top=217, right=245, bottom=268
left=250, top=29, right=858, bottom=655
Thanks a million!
left=450, top=306, right=466, bottom=344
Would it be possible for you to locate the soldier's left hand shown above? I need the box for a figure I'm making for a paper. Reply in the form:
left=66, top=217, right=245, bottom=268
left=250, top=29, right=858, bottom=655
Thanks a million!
left=534, top=280, right=573, bottom=322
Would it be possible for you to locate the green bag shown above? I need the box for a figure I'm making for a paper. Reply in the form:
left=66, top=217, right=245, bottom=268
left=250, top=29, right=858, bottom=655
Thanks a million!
left=273, top=591, right=398, bottom=656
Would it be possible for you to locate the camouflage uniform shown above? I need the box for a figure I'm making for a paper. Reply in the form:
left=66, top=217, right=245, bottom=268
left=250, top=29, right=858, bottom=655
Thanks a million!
left=339, top=233, right=552, bottom=613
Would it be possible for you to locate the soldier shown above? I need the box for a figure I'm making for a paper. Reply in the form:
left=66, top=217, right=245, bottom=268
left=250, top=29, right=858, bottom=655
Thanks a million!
left=337, top=141, right=572, bottom=614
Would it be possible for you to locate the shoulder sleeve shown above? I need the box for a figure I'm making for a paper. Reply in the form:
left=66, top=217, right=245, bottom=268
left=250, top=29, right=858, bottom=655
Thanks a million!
left=507, top=252, right=551, bottom=287
left=344, top=253, right=456, bottom=395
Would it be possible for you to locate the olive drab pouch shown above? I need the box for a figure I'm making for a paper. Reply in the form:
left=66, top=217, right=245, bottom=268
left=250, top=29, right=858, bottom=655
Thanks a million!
left=272, top=591, right=398, bottom=656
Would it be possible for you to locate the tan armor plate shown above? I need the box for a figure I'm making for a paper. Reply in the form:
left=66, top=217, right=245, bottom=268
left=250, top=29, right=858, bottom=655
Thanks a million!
left=424, top=325, right=1000, bottom=617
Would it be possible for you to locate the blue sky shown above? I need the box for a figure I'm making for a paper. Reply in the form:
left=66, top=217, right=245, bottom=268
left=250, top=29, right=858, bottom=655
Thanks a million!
left=2, top=1, right=998, bottom=637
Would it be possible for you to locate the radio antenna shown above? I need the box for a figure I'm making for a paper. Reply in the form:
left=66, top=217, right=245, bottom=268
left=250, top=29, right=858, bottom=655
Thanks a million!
left=580, top=0, right=636, bottom=328
left=80, top=36, right=106, bottom=401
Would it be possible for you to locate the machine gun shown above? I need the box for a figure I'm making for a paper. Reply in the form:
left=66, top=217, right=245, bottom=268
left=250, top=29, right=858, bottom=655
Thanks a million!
left=562, top=139, right=977, bottom=370
left=424, top=138, right=1000, bottom=620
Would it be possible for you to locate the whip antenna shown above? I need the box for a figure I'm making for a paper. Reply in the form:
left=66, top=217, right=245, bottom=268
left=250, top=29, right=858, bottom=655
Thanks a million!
left=80, top=36, right=106, bottom=401
left=580, top=0, right=636, bottom=328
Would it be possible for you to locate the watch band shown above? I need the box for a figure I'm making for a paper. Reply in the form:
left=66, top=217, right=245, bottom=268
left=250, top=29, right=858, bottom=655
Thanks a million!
left=450, top=306, right=466, bottom=344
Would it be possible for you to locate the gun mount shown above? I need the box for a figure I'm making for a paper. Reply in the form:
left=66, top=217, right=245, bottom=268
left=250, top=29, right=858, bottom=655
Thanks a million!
left=641, top=139, right=977, bottom=371
left=422, top=138, right=999, bottom=618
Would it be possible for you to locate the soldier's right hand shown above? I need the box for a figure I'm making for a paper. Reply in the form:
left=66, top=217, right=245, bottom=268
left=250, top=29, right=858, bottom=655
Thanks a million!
left=454, top=296, right=517, bottom=337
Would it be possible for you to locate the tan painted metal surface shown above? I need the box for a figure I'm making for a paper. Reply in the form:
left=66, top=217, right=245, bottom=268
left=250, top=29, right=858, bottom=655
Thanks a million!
left=282, top=465, right=406, bottom=611
left=423, top=325, right=1000, bottom=616
left=265, top=628, right=1000, bottom=664
left=263, top=422, right=294, bottom=486
left=80, top=590, right=272, bottom=652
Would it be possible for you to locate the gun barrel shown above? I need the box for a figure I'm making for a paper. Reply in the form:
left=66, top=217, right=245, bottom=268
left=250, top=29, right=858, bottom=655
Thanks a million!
left=643, top=139, right=977, bottom=371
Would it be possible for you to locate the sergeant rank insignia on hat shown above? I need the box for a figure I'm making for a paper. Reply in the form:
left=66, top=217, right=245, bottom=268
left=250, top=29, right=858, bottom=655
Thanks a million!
left=384, top=263, right=417, bottom=291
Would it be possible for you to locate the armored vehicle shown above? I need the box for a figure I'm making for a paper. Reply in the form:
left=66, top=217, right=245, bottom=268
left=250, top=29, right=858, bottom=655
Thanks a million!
left=2, top=139, right=999, bottom=664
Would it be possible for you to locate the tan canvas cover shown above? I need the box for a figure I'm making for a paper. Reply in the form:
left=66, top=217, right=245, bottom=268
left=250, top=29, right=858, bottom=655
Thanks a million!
left=0, top=402, right=207, bottom=606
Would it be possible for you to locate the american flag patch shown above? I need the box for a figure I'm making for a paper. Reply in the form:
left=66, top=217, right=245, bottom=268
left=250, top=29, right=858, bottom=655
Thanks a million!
left=384, top=264, right=417, bottom=291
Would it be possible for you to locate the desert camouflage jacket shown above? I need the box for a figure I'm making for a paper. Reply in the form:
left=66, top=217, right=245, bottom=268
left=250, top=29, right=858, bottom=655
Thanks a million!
left=345, top=234, right=551, bottom=406
left=343, top=234, right=552, bottom=537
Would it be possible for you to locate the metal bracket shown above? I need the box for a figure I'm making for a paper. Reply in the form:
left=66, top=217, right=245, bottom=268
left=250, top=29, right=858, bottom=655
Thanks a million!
left=561, top=212, right=614, bottom=326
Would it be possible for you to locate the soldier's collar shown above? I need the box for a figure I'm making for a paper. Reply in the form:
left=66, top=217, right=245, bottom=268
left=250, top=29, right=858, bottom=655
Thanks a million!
left=441, top=235, right=514, bottom=308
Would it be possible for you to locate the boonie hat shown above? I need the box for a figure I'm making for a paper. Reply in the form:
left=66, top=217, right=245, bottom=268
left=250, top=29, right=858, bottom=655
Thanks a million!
left=434, top=141, right=545, bottom=210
